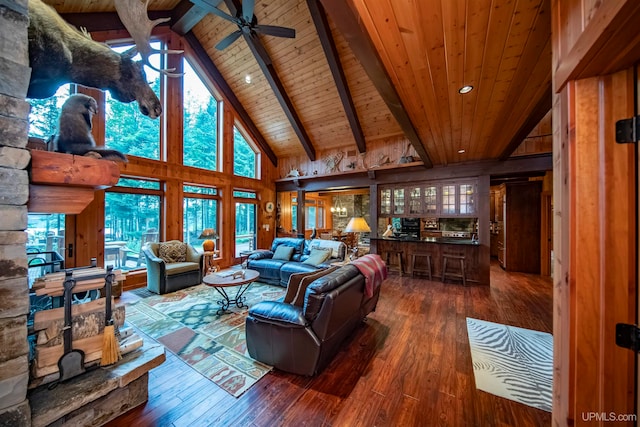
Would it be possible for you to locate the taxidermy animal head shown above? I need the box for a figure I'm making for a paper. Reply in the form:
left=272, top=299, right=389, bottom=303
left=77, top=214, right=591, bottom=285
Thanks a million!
left=27, top=0, right=182, bottom=119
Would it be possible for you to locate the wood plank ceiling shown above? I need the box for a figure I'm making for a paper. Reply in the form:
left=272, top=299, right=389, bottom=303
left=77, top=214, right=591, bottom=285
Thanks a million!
left=45, top=0, right=551, bottom=167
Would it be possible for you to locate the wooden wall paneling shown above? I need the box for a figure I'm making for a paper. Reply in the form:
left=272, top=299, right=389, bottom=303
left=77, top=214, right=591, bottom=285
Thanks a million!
left=552, top=78, right=570, bottom=427
left=570, top=77, right=602, bottom=421
left=598, top=70, right=636, bottom=418
left=164, top=179, right=183, bottom=241
left=556, top=69, right=637, bottom=425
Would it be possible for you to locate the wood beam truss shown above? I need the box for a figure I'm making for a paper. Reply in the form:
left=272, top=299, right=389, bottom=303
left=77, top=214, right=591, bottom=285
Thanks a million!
left=318, top=0, right=432, bottom=168
left=307, top=0, right=366, bottom=154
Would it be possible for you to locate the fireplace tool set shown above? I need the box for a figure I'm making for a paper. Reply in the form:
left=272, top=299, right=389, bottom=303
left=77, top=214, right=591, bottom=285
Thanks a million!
left=55, top=266, right=121, bottom=385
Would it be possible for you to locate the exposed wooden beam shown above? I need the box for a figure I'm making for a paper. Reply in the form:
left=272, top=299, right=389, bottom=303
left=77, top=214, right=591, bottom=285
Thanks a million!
left=60, top=11, right=171, bottom=33
left=212, top=0, right=316, bottom=161
left=319, top=0, right=432, bottom=168
left=498, top=84, right=552, bottom=160
left=307, top=0, right=366, bottom=154
left=170, top=0, right=210, bottom=36
left=183, top=32, right=278, bottom=166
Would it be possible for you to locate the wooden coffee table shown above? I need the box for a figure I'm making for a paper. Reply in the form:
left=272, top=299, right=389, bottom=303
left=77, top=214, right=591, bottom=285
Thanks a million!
left=202, top=268, right=260, bottom=315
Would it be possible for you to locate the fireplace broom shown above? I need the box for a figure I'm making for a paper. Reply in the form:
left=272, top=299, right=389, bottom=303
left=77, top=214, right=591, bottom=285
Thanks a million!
left=100, top=266, right=121, bottom=366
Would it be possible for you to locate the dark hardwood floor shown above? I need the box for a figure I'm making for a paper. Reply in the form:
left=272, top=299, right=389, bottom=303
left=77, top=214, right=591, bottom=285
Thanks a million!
left=106, top=261, right=552, bottom=426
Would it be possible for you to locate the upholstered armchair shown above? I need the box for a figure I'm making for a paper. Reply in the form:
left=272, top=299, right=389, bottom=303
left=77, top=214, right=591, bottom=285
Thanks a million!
left=142, top=240, right=204, bottom=294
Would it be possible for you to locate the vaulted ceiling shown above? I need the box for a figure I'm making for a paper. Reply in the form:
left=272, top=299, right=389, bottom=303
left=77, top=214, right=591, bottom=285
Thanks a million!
left=49, top=0, right=551, bottom=168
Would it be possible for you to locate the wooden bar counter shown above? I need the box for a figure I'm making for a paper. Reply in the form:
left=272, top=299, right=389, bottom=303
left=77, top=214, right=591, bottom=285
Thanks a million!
left=370, top=237, right=490, bottom=285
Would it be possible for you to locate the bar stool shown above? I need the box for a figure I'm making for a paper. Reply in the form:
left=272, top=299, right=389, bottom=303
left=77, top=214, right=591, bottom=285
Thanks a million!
left=441, top=253, right=467, bottom=286
left=410, top=253, right=432, bottom=280
left=384, top=250, right=404, bottom=276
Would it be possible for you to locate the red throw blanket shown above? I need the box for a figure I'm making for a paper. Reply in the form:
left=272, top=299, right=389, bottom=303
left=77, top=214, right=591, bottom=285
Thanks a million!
left=351, top=254, right=388, bottom=298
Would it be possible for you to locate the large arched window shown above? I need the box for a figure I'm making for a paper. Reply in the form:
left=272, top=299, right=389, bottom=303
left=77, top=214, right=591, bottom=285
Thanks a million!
left=233, top=126, right=257, bottom=178
left=183, top=59, right=219, bottom=170
left=104, top=43, right=162, bottom=160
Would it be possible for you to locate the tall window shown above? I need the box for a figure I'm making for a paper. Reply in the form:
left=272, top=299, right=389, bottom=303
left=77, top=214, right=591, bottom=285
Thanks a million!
left=235, top=202, right=256, bottom=256
left=28, top=84, right=73, bottom=140
left=104, top=43, right=161, bottom=160
left=233, top=126, right=256, bottom=178
left=105, top=178, right=161, bottom=270
left=183, top=185, right=219, bottom=251
left=183, top=59, right=218, bottom=170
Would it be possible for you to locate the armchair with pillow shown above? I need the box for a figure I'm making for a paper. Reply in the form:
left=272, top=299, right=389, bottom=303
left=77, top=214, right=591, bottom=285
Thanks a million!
left=142, top=240, right=204, bottom=294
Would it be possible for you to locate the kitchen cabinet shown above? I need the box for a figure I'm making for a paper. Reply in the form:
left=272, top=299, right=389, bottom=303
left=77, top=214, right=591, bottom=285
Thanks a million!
left=380, top=188, right=391, bottom=216
left=498, top=181, right=542, bottom=273
left=380, top=180, right=476, bottom=217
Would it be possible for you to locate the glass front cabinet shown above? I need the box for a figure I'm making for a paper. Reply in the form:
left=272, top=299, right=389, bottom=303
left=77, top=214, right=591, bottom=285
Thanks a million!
left=379, top=179, right=476, bottom=217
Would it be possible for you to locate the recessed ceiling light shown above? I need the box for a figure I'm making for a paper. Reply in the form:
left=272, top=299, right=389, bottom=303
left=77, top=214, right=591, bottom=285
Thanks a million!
left=458, top=85, right=473, bottom=94
left=458, top=149, right=466, bottom=154
left=245, top=74, right=252, bottom=84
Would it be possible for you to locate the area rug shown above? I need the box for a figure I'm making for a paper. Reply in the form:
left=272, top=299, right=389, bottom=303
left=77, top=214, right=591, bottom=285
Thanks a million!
left=125, top=282, right=285, bottom=397
left=466, top=317, right=553, bottom=412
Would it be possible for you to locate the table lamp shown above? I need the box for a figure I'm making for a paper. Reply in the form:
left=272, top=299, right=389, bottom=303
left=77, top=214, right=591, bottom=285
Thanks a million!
left=198, top=228, right=217, bottom=252
left=344, top=217, right=371, bottom=259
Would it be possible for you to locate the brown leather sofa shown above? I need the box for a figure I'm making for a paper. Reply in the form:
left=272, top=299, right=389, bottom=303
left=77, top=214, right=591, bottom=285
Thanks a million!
left=245, top=264, right=381, bottom=376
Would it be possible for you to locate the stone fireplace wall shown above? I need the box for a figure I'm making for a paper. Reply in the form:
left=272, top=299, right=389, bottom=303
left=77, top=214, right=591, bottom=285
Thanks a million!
left=0, top=0, right=32, bottom=425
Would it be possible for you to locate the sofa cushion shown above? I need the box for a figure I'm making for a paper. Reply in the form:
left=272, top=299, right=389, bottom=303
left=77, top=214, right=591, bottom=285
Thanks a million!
left=303, top=248, right=332, bottom=266
left=158, top=240, right=187, bottom=263
left=165, top=261, right=200, bottom=276
left=308, top=239, right=346, bottom=260
left=293, top=266, right=338, bottom=307
left=273, top=245, right=295, bottom=260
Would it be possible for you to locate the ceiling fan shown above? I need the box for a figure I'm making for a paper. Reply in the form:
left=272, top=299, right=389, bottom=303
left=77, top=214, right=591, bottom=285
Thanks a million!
left=205, top=0, right=296, bottom=50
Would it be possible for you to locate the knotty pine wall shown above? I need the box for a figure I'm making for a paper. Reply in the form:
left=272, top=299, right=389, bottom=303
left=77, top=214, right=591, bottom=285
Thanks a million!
left=552, top=0, right=640, bottom=425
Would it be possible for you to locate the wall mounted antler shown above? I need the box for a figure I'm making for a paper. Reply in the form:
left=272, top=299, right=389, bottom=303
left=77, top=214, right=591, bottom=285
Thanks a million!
left=113, top=0, right=183, bottom=76
left=27, top=0, right=183, bottom=118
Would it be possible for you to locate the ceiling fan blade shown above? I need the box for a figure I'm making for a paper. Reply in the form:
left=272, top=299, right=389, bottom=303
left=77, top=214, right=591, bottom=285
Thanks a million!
left=191, top=0, right=240, bottom=24
left=215, top=30, right=242, bottom=50
left=242, top=0, right=255, bottom=22
left=254, top=25, right=296, bottom=38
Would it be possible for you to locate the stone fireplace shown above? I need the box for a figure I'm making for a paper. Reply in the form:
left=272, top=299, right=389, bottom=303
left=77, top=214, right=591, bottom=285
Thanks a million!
left=0, top=0, right=33, bottom=424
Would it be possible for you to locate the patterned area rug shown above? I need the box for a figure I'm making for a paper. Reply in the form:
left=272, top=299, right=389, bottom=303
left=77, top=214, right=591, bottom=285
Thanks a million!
left=125, top=282, right=285, bottom=397
left=466, top=318, right=553, bottom=412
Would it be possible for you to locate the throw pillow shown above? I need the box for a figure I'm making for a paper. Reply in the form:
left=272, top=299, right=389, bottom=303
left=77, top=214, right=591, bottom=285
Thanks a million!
left=303, top=248, right=332, bottom=266
left=284, top=271, right=317, bottom=304
left=293, top=266, right=338, bottom=307
left=272, top=245, right=295, bottom=260
left=158, top=241, right=187, bottom=263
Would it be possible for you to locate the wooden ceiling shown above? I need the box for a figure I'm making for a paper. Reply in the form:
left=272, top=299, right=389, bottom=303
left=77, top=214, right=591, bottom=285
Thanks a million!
left=47, top=0, right=551, bottom=167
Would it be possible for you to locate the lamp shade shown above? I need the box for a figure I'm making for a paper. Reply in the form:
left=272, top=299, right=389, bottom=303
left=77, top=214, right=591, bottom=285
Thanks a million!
left=344, top=217, right=371, bottom=233
left=198, top=228, right=217, bottom=251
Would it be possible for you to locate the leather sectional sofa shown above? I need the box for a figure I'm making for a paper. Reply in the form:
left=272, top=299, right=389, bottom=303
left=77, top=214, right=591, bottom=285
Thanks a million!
left=245, top=263, right=382, bottom=376
left=246, top=237, right=347, bottom=287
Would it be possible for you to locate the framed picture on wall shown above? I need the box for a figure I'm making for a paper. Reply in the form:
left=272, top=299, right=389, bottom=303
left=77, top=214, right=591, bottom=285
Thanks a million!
left=338, top=210, right=348, bottom=217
